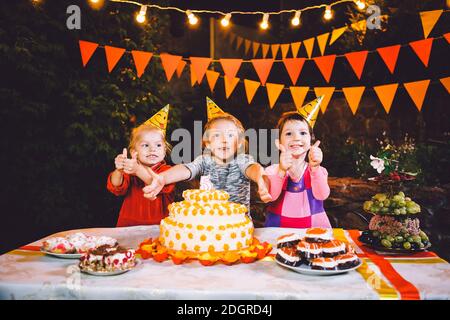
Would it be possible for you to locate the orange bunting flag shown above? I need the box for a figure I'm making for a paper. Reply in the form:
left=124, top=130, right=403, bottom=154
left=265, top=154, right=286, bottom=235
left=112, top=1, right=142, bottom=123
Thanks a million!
left=281, top=44, right=290, bottom=59
left=373, top=83, right=399, bottom=114
left=131, top=50, right=153, bottom=78
left=409, top=38, right=433, bottom=67
left=104, top=45, right=125, bottom=73
left=176, top=60, right=186, bottom=78
left=236, top=36, right=244, bottom=51
left=229, top=33, right=237, bottom=45
left=251, top=59, right=274, bottom=86
left=190, top=65, right=197, bottom=87
left=313, top=87, right=335, bottom=113
left=271, top=44, right=280, bottom=59
left=283, top=58, right=306, bottom=85
left=160, top=53, right=183, bottom=81
left=244, top=40, right=252, bottom=55
left=444, top=33, right=450, bottom=44
left=316, top=33, right=330, bottom=56
left=291, top=42, right=301, bottom=58
left=303, top=38, right=315, bottom=59
left=439, top=76, right=450, bottom=94
left=344, top=50, right=368, bottom=80
left=253, top=42, right=261, bottom=58
left=404, top=79, right=430, bottom=111
left=79, top=40, right=98, bottom=67
left=190, top=57, right=212, bottom=84
left=261, top=44, right=270, bottom=58
left=244, top=79, right=261, bottom=104
left=376, top=45, right=401, bottom=74
left=224, top=77, right=240, bottom=99
left=289, top=86, right=309, bottom=109
left=342, top=86, right=366, bottom=115
left=419, top=10, right=443, bottom=39
left=220, top=59, right=243, bottom=81
left=266, top=83, right=284, bottom=109
left=313, top=55, right=336, bottom=83
left=205, top=70, right=220, bottom=92
left=329, top=26, right=347, bottom=45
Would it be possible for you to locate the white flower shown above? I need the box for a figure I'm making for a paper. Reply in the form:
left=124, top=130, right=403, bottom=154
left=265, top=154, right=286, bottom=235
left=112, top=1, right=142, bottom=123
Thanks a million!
left=370, top=155, right=385, bottom=174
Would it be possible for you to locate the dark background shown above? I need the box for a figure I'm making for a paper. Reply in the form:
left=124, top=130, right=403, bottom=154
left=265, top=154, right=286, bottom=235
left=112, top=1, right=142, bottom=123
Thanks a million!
left=0, top=0, right=449, bottom=255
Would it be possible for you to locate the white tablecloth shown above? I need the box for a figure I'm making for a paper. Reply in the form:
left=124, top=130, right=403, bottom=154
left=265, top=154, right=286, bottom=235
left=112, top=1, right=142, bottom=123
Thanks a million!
left=1, top=226, right=449, bottom=300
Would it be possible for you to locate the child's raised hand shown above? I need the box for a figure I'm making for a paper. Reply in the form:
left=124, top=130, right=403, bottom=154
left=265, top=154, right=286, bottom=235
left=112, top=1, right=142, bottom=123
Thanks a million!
left=308, top=140, right=323, bottom=168
left=257, top=174, right=272, bottom=203
left=275, top=140, right=293, bottom=172
left=123, top=151, right=139, bottom=175
left=114, top=148, right=128, bottom=172
left=142, top=167, right=165, bottom=200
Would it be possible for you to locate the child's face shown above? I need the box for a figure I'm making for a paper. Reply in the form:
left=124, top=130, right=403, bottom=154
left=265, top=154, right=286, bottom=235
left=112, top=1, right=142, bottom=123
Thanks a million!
left=279, top=119, right=311, bottom=157
left=134, top=130, right=166, bottom=166
left=205, top=119, right=241, bottom=162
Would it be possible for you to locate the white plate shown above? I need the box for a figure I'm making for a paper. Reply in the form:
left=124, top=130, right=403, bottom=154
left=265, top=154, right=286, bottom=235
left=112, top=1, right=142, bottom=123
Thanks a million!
left=80, top=259, right=141, bottom=276
left=40, top=248, right=83, bottom=259
left=275, top=258, right=362, bottom=276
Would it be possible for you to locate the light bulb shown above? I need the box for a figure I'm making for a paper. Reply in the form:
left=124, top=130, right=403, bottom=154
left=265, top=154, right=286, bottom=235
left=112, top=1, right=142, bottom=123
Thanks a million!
left=89, top=0, right=99, bottom=3
left=291, top=11, right=301, bottom=26
left=186, top=10, right=198, bottom=25
left=221, top=13, right=231, bottom=27
left=260, top=13, right=269, bottom=30
left=324, top=5, right=333, bottom=20
left=355, top=0, right=366, bottom=10
left=136, top=5, right=147, bottom=24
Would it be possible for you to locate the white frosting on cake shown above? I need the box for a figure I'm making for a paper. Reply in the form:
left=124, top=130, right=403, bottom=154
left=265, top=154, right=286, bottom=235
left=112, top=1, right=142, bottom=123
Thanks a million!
left=297, top=241, right=323, bottom=255
left=42, top=233, right=118, bottom=254
left=80, top=246, right=135, bottom=272
left=277, top=233, right=302, bottom=244
left=160, top=189, right=254, bottom=253
left=334, top=253, right=358, bottom=264
left=42, top=237, right=75, bottom=253
left=322, top=240, right=346, bottom=253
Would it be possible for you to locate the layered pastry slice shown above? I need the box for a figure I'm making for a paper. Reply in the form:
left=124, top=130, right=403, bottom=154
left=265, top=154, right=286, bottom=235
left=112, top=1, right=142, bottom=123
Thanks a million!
left=304, top=228, right=333, bottom=243
left=321, top=240, right=346, bottom=258
left=296, top=241, right=323, bottom=260
left=276, top=247, right=302, bottom=267
left=79, top=245, right=136, bottom=272
left=42, top=237, right=75, bottom=254
left=310, top=257, right=338, bottom=271
left=334, top=253, right=360, bottom=270
left=276, top=233, right=302, bottom=248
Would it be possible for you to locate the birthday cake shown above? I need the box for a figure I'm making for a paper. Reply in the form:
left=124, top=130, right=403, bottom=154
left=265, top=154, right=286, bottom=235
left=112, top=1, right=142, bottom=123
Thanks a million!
left=159, top=189, right=254, bottom=255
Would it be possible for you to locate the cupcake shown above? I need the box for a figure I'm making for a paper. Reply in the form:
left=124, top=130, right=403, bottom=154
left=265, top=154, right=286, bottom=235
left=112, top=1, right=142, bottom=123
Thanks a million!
left=321, top=240, right=346, bottom=258
left=310, top=257, right=338, bottom=271
left=276, top=233, right=302, bottom=248
left=296, top=241, right=323, bottom=260
left=334, top=253, right=360, bottom=270
left=276, top=247, right=302, bottom=267
left=305, top=228, right=333, bottom=243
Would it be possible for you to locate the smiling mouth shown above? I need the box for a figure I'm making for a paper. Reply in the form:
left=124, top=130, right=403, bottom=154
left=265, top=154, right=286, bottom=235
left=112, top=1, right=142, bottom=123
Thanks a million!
left=289, top=144, right=304, bottom=148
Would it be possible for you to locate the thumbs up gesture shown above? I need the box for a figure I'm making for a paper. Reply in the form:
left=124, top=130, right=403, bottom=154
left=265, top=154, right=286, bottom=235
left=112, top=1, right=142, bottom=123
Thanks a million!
left=308, top=140, right=323, bottom=168
left=275, top=140, right=293, bottom=172
left=123, top=150, right=139, bottom=175
left=114, top=148, right=128, bottom=172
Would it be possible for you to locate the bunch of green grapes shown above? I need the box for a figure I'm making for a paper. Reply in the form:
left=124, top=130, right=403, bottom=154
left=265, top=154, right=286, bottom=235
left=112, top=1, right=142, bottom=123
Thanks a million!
left=363, top=191, right=421, bottom=216
left=361, top=230, right=430, bottom=250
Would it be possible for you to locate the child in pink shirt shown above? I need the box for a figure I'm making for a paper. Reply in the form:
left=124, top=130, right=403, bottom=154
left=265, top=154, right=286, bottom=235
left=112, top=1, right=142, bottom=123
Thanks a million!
left=264, top=111, right=331, bottom=228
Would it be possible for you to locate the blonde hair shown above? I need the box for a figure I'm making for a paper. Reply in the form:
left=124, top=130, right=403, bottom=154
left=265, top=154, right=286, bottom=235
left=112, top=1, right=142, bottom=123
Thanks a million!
left=128, top=124, right=172, bottom=155
left=202, top=113, right=248, bottom=153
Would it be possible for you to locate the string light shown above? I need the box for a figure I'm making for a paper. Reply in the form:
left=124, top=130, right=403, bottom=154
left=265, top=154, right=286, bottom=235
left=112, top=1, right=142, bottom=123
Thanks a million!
left=136, top=5, right=147, bottom=24
left=355, top=0, right=366, bottom=10
left=260, top=13, right=269, bottom=30
left=221, top=13, right=232, bottom=27
left=186, top=10, right=199, bottom=25
left=89, top=0, right=99, bottom=3
left=324, top=5, right=333, bottom=20
left=291, top=10, right=301, bottom=26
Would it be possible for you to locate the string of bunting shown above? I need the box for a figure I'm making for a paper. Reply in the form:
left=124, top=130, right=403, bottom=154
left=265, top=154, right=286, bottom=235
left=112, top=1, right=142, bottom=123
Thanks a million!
left=222, top=9, right=447, bottom=59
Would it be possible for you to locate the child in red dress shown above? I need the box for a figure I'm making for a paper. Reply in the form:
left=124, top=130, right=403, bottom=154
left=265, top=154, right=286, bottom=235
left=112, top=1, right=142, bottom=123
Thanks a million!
left=107, top=106, right=174, bottom=227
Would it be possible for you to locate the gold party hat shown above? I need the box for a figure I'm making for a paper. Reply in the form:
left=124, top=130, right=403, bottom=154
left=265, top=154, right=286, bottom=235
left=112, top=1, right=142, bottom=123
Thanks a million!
left=296, top=95, right=323, bottom=128
left=142, top=104, right=170, bottom=135
left=206, top=97, right=226, bottom=121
